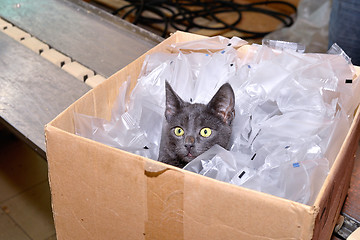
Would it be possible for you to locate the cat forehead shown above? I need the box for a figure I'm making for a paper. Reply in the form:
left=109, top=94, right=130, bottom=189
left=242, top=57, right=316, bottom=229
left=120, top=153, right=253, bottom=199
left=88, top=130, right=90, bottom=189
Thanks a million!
left=168, top=104, right=222, bottom=126
left=171, top=106, right=202, bottom=122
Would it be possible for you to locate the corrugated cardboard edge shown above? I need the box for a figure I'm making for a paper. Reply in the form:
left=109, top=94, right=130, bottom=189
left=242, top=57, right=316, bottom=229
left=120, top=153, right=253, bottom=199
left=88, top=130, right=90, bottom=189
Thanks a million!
left=44, top=31, right=360, bottom=240
left=313, top=67, right=360, bottom=240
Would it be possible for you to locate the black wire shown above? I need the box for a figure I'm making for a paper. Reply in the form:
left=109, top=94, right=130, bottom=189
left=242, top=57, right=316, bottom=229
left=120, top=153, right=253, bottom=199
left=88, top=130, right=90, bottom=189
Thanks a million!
left=112, top=4, right=133, bottom=15
left=113, top=0, right=297, bottom=39
left=133, top=0, right=145, bottom=25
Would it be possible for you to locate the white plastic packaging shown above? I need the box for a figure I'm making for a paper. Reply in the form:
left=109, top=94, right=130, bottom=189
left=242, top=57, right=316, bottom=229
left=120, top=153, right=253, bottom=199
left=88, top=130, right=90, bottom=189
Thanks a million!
left=75, top=36, right=359, bottom=205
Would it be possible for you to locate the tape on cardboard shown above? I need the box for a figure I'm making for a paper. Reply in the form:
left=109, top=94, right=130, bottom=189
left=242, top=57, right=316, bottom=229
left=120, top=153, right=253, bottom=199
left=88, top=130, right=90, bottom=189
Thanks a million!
left=144, top=160, right=185, bottom=240
left=144, top=161, right=168, bottom=176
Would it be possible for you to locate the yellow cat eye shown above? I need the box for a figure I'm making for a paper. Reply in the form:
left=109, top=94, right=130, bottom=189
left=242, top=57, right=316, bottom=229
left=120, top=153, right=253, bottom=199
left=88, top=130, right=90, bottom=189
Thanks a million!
left=174, top=127, right=184, bottom=137
left=200, top=128, right=212, bottom=138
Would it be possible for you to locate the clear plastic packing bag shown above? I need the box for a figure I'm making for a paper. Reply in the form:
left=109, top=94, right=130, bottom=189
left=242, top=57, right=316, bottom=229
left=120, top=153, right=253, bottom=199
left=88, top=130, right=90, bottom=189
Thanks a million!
left=264, top=0, right=331, bottom=53
left=74, top=37, right=359, bottom=205
left=262, top=39, right=306, bottom=53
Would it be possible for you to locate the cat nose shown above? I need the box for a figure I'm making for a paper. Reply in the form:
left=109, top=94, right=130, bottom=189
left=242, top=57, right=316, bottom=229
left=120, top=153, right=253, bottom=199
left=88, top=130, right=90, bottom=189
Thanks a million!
left=184, top=136, right=195, bottom=149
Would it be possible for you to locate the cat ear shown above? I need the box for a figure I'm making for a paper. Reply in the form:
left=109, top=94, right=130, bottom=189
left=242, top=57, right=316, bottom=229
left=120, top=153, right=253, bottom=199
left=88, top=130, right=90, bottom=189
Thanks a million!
left=165, top=81, right=184, bottom=120
left=207, top=83, right=235, bottom=125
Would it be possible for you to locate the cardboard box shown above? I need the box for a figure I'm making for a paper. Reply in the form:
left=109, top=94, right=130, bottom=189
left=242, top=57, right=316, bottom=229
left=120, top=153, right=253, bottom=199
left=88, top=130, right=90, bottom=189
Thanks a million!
left=45, top=32, right=360, bottom=240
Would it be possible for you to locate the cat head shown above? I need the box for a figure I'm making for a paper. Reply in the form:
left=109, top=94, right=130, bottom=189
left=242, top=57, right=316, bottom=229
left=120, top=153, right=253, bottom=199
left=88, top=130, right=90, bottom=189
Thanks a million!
left=163, top=81, right=235, bottom=165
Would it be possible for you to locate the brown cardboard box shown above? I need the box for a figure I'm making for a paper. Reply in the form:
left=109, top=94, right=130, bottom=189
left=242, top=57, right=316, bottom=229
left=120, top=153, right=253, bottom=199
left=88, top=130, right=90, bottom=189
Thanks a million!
left=45, top=31, right=360, bottom=240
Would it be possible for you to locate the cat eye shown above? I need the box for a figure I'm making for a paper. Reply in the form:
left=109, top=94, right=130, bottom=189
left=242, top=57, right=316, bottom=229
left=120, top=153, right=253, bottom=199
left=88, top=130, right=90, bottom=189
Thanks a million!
left=174, top=127, right=184, bottom=137
left=200, top=128, right=212, bottom=138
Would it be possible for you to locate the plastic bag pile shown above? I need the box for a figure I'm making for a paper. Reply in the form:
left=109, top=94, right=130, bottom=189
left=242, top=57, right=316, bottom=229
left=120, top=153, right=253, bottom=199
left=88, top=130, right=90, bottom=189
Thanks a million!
left=75, top=36, right=359, bottom=205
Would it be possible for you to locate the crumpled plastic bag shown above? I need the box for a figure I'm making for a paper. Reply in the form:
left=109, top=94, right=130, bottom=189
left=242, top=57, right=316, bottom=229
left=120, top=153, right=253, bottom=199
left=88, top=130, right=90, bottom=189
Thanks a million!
left=264, top=0, right=331, bottom=53
left=75, top=36, right=359, bottom=205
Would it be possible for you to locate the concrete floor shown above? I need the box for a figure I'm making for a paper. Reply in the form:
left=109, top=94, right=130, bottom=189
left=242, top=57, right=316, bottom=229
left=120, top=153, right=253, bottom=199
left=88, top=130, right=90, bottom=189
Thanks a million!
left=0, top=125, right=56, bottom=240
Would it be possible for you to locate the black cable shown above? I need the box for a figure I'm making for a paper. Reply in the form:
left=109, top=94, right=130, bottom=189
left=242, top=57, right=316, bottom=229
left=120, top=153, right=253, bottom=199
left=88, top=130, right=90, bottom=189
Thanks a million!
left=133, top=0, right=145, bottom=25
left=112, top=0, right=297, bottom=39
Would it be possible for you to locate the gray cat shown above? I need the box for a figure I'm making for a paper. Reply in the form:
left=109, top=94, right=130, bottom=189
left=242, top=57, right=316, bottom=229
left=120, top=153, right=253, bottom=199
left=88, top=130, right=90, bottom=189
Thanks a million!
left=158, top=82, right=235, bottom=168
